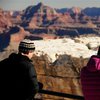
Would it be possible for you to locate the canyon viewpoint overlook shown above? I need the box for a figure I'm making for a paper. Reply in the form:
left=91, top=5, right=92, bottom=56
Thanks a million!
left=0, top=2, right=100, bottom=100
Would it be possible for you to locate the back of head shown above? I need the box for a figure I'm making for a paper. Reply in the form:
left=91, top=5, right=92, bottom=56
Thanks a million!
left=18, top=39, right=35, bottom=54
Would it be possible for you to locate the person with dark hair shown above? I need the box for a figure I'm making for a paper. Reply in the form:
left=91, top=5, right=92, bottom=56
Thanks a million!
left=0, top=39, right=41, bottom=100
left=80, top=46, right=100, bottom=100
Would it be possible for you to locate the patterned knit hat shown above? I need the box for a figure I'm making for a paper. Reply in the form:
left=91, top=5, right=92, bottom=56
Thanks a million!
left=18, top=39, right=35, bottom=52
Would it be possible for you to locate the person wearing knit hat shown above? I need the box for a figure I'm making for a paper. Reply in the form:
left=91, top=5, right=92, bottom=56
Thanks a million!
left=18, top=39, right=36, bottom=59
left=0, top=38, right=40, bottom=100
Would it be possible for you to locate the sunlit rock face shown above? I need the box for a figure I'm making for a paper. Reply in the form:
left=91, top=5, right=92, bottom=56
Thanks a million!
left=32, top=54, right=87, bottom=99
left=0, top=9, right=12, bottom=33
left=21, top=2, right=59, bottom=28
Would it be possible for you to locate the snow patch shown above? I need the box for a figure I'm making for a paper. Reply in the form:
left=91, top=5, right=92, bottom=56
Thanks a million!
left=33, top=37, right=100, bottom=62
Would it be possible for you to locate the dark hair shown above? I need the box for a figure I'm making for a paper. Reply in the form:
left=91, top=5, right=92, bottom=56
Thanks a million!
left=19, top=48, right=35, bottom=54
left=97, top=46, right=100, bottom=56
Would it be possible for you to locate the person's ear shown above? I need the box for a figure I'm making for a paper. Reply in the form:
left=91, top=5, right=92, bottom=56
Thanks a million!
left=26, top=51, right=30, bottom=54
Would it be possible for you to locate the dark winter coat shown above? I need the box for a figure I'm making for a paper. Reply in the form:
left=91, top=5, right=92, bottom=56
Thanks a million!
left=0, top=53, right=39, bottom=100
left=81, top=55, right=100, bottom=100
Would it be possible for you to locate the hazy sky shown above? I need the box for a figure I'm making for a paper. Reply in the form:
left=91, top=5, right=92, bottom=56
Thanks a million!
left=0, top=0, right=100, bottom=11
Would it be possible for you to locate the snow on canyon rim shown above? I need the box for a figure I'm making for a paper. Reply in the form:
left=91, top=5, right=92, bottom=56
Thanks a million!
left=33, top=37, right=100, bottom=62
